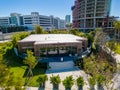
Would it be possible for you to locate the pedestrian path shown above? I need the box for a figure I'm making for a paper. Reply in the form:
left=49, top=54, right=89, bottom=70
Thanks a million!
left=45, top=70, right=90, bottom=90
left=46, top=61, right=79, bottom=73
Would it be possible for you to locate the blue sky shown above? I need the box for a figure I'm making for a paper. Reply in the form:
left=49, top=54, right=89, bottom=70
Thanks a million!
left=0, top=0, right=120, bottom=19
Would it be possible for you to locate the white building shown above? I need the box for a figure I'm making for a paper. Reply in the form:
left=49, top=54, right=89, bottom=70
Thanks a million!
left=0, top=12, right=66, bottom=30
left=23, top=12, right=65, bottom=30
left=60, top=19, right=65, bottom=29
left=10, top=13, right=22, bottom=26
left=0, top=17, right=10, bottom=26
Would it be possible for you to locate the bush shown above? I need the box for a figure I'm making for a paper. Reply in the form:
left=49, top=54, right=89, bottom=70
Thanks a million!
left=50, top=75, right=61, bottom=89
left=76, top=76, right=84, bottom=87
left=89, top=77, right=96, bottom=88
left=37, top=75, right=48, bottom=87
left=50, top=75, right=61, bottom=85
left=63, top=75, right=74, bottom=89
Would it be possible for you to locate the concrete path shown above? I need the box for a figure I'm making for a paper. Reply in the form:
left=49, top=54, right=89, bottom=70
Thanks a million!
left=26, top=70, right=90, bottom=90
left=45, top=70, right=90, bottom=90
left=46, top=61, right=79, bottom=73
left=112, top=53, right=120, bottom=90
left=28, top=47, right=120, bottom=90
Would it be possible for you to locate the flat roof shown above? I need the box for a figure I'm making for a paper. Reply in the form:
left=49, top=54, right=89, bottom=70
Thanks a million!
left=34, top=40, right=81, bottom=45
left=19, top=34, right=87, bottom=44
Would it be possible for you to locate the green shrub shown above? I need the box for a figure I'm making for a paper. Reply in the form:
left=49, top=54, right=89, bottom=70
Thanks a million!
left=63, top=75, right=74, bottom=89
left=37, top=75, right=48, bottom=87
left=76, top=76, right=84, bottom=87
left=50, top=75, right=61, bottom=85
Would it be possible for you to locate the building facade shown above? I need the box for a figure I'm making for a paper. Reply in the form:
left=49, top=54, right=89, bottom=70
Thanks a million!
left=65, top=15, right=71, bottom=24
left=0, top=17, right=10, bottom=26
left=10, top=13, right=23, bottom=26
left=18, top=34, right=88, bottom=57
left=71, top=0, right=117, bottom=32
left=0, top=12, right=66, bottom=30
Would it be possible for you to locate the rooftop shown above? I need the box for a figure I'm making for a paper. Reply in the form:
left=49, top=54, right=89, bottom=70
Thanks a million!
left=19, top=34, right=87, bottom=44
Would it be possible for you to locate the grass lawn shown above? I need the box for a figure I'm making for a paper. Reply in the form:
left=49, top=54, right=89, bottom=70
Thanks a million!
left=10, top=65, right=46, bottom=87
left=1, top=43, right=47, bottom=87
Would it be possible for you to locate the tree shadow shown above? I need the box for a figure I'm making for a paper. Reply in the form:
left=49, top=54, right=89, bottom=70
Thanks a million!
left=38, top=86, right=45, bottom=90
left=23, top=62, right=47, bottom=77
left=52, top=84, right=59, bottom=90
left=3, top=48, right=24, bottom=67
left=78, top=86, right=83, bottom=90
left=97, top=84, right=104, bottom=90
left=90, top=86, right=95, bottom=90
left=65, top=88, right=71, bottom=90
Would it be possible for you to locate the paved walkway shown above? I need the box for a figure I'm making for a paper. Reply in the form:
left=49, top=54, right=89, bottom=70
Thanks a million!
left=45, top=70, right=90, bottom=90
left=112, top=53, right=120, bottom=90
left=46, top=61, right=79, bottom=73
left=102, top=46, right=120, bottom=89
left=28, top=47, right=120, bottom=90
left=28, top=70, right=90, bottom=90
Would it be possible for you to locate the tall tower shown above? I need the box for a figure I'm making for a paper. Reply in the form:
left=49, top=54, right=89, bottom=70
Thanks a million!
left=65, top=15, right=71, bottom=24
left=72, top=0, right=112, bottom=32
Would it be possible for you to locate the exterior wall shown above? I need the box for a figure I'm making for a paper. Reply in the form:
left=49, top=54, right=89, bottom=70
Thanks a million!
left=59, top=19, right=65, bottom=29
left=34, top=42, right=82, bottom=57
left=65, top=15, right=71, bottom=24
left=10, top=13, right=21, bottom=26
left=23, top=12, right=66, bottom=30
left=72, top=0, right=113, bottom=32
left=0, top=17, right=10, bottom=26
left=0, top=12, right=65, bottom=30
left=18, top=41, right=35, bottom=52
left=18, top=38, right=88, bottom=58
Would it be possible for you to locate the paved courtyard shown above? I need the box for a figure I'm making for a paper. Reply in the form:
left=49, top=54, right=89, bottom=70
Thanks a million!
left=45, top=70, right=90, bottom=90
left=29, top=48, right=120, bottom=90
left=28, top=70, right=90, bottom=90
left=46, top=61, right=79, bottom=73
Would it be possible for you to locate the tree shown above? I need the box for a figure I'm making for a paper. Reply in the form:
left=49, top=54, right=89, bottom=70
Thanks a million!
left=6, top=73, right=15, bottom=90
left=88, top=77, right=96, bottom=90
left=11, top=32, right=30, bottom=47
left=63, top=75, right=74, bottom=89
left=76, top=76, right=84, bottom=90
left=93, top=28, right=108, bottom=51
left=0, top=55, right=15, bottom=90
left=24, top=50, right=37, bottom=78
left=34, top=25, right=48, bottom=34
left=50, top=75, right=61, bottom=89
left=69, top=29, right=87, bottom=37
left=96, top=74, right=105, bottom=90
left=0, top=64, right=10, bottom=89
left=37, top=75, right=48, bottom=87
left=113, top=21, right=120, bottom=42
left=15, top=77, right=25, bottom=90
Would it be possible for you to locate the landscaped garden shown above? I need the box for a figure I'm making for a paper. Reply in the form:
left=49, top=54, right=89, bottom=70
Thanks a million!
left=0, top=25, right=120, bottom=89
left=0, top=41, right=47, bottom=87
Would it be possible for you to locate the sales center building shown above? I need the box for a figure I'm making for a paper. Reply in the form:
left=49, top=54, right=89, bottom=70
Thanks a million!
left=18, top=34, right=88, bottom=58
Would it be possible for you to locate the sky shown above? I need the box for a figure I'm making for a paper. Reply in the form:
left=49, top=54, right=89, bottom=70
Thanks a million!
left=0, top=0, right=120, bottom=19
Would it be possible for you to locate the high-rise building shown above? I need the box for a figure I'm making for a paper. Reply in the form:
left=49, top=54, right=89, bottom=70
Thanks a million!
left=65, top=15, right=71, bottom=24
left=72, top=0, right=117, bottom=32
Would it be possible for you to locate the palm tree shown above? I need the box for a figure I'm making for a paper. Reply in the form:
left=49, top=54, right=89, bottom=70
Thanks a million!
left=63, top=75, right=74, bottom=90
left=76, top=76, right=84, bottom=90
left=96, top=74, right=105, bottom=90
left=24, top=50, right=37, bottom=78
left=88, top=77, right=96, bottom=90
left=37, top=75, right=48, bottom=87
left=50, top=75, right=61, bottom=89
